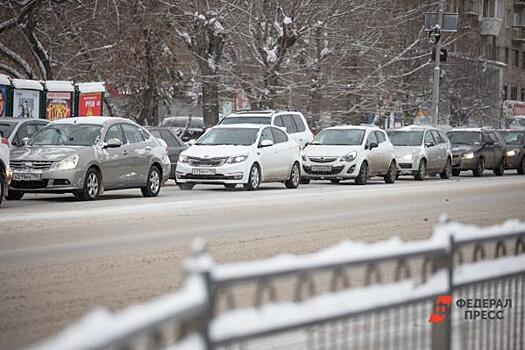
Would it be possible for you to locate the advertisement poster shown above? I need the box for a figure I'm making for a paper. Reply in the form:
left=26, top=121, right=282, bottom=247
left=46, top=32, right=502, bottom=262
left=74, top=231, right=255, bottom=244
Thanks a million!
left=13, top=89, right=40, bottom=119
left=78, top=92, right=102, bottom=117
left=46, top=92, right=71, bottom=121
left=0, top=85, right=7, bottom=117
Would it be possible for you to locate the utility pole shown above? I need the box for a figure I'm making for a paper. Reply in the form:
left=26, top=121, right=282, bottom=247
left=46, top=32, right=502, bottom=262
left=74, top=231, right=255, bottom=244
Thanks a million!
left=430, top=0, right=445, bottom=125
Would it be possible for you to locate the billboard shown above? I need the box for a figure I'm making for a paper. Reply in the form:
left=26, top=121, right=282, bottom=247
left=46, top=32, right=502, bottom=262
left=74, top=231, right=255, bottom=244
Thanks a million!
left=78, top=92, right=102, bottom=117
left=13, top=89, right=40, bottom=119
left=0, top=85, right=7, bottom=117
left=46, top=92, right=72, bottom=121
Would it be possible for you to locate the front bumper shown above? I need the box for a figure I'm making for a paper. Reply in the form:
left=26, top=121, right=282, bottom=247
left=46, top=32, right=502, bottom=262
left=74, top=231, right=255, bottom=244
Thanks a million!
left=302, top=161, right=358, bottom=180
left=504, top=154, right=522, bottom=169
left=451, top=154, right=477, bottom=170
left=175, top=162, right=249, bottom=184
left=9, top=168, right=85, bottom=193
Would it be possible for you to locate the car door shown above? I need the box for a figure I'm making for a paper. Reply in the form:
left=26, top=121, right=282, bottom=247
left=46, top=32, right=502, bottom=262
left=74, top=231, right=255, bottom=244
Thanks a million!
left=374, top=131, right=390, bottom=173
left=101, top=123, right=127, bottom=189
left=291, top=114, right=308, bottom=147
left=424, top=130, right=440, bottom=171
left=481, top=132, right=495, bottom=168
left=431, top=130, right=447, bottom=170
left=121, top=123, right=149, bottom=186
left=365, top=131, right=381, bottom=174
left=280, top=115, right=300, bottom=145
left=257, top=127, right=277, bottom=180
left=488, top=132, right=505, bottom=166
left=270, top=127, right=293, bottom=179
left=161, top=129, right=186, bottom=177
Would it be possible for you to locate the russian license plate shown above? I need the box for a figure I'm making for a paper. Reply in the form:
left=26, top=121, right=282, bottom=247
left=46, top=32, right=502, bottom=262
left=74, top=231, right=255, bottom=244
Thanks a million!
left=13, top=172, right=41, bottom=181
left=192, top=168, right=216, bottom=175
left=311, top=165, right=332, bottom=172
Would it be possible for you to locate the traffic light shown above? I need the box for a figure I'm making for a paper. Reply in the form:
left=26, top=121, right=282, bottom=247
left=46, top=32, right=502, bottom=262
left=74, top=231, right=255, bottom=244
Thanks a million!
left=432, top=47, right=448, bottom=62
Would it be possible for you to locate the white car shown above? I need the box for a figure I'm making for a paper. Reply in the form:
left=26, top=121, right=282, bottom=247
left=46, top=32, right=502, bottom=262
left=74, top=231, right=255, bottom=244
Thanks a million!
left=176, top=124, right=301, bottom=190
left=301, top=126, right=397, bottom=185
left=0, top=118, right=49, bottom=149
left=0, top=132, right=12, bottom=206
left=219, top=110, right=314, bottom=148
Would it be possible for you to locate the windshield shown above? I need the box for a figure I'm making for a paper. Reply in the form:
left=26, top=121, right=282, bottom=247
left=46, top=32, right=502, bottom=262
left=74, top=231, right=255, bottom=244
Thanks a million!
left=0, top=121, right=16, bottom=138
left=31, top=124, right=102, bottom=146
left=502, top=131, right=525, bottom=145
left=447, top=131, right=482, bottom=145
left=311, top=129, right=365, bottom=145
left=161, top=118, right=204, bottom=128
left=387, top=131, right=424, bottom=146
left=220, top=116, right=271, bottom=125
left=196, top=128, right=258, bottom=146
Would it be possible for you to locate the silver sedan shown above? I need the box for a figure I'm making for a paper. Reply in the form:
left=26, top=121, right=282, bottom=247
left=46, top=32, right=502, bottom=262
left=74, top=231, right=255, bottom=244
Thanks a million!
left=8, top=117, right=170, bottom=200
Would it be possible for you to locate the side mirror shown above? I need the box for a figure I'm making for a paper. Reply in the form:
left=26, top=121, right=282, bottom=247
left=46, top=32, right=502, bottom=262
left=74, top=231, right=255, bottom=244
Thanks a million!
left=425, top=141, right=435, bottom=148
left=304, top=141, right=311, bottom=147
left=104, top=138, right=123, bottom=148
left=367, top=142, right=378, bottom=150
left=21, top=137, right=30, bottom=146
left=181, top=135, right=190, bottom=142
left=260, top=139, right=274, bottom=148
left=485, top=140, right=494, bottom=146
left=188, top=139, right=197, bottom=146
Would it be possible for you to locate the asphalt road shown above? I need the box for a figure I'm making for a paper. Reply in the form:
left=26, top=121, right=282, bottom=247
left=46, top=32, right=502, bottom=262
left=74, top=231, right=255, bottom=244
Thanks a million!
left=1, top=172, right=524, bottom=349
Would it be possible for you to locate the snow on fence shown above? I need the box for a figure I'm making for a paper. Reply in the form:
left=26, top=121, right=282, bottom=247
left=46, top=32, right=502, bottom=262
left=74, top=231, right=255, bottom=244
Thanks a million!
left=30, top=218, right=525, bottom=350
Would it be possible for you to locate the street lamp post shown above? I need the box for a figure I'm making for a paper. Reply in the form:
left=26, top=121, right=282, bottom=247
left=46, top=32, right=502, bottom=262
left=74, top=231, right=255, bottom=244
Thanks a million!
left=430, top=0, right=445, bottom=126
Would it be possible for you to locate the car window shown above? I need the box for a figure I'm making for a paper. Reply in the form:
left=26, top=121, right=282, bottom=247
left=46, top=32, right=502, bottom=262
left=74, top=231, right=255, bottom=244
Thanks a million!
left=487, top=132, right=499, bottom=143
left=274, top=116, right=285, bottom=128
left=122, top=123, right=144, bottom=144
left=292, top=115, right=306, bottom=132
left=424, top=131, right=436, bottom=145
left=105, top=124, right=124, bottom=142
left=259, top=127, right=274, bottom=145
left=139, top=127, right=151, bottom=140
left=431, top=130, right=444, bottom=144
left=17, top=123, right=38, bottom=142
left=271, top=127, right=288, bottom=143
left=281, top=115, right=297, bottom=134
left=375, top=131, right=386, bottom=144
left=160, top=130, right=180, bottom=147
left=438, top=131, right=449, bottom=144
left=503, top=131, right=525, bottom=145
left=366, top=131, right=378, bottom=146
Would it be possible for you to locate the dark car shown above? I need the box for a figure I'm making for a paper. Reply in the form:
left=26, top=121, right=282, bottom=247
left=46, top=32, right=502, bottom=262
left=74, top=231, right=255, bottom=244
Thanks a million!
left=497, top=129, right=525, bottom=174
left=147, top=127, right=187, bottom=179
left=160, top=116, right=205, bottom=142
left=447, top=128, right=506, bottom=177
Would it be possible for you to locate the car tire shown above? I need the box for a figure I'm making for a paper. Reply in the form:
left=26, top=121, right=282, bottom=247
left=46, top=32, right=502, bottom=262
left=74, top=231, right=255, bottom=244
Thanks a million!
left=6, top=190, right=24, bottom=200
left=0, top=173, right=4, bottom=206
left=224, top=184, right=237, bottom=190
left=518, top=158, right=525, bottom=175
left=472, top=158, right=484, bottom=177
left=493, top=159, right=504, bottom=176
left=355, top=161, right=368, bottom=185
left=440, top=159, right=452, bottom=179
left=75, top=168, right=101, bottom=201
left=330, top=179, right=341, bottom=184
left=384, top=161, right=396, bottom=184
left=415, top=159, right=426, bottom=181
left=300, top=178, right=310, bottom=185
left=285, top=162, right=301, bottom=189
left=244, top=163, right=261, bottom=191
left=452, top=169, right=461, bottom=176
left=141, top=166, right=162, bottom=197
left=178, top=183, right=195, bottom=191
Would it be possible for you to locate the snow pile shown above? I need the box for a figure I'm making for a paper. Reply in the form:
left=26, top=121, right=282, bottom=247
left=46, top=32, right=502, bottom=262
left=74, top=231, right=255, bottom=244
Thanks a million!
left=0, top=74, right=10, bottom=85
left=164, top=334, right=205, bottom=350
left=211, top=271, right=447, bottom=342
left=30, top=276, right=207, bottom=350
left=11, top=79, right=43, bottom=90
left=455, top=254, right=525, bottom=286
left=76, top=82, right=105, bottom=93
left=44, top=80, right=74, bottom=92
left=434, top=219, right=525, bottom=244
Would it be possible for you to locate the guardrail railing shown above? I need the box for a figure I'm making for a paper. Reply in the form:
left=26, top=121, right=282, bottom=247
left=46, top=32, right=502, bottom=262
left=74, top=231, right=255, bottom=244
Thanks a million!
left=31, top=217, right=525, bottom=350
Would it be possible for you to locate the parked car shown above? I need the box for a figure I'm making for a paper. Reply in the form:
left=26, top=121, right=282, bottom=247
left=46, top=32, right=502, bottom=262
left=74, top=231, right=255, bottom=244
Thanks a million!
left=497, top=129, right=525, bottom=174
left=301, top=126, right=397, bottom=185
left=147, top=127, right=187, bottom=179
left=160, top=116, right=206, bottom=142
left=176, top=124, right=301, bottom=190
left=387, top=126, right=452, bottom=180
left=8, top=117, right=170, bottom=201
left=0, top=117, right=48, bottom=149
left=0, top=131, right=12, bottom=206
left=447, top=128, right=506, bottom=177
left=219, top=110, right=314, bottom=148
left=508, top=115, right=525, bottom=129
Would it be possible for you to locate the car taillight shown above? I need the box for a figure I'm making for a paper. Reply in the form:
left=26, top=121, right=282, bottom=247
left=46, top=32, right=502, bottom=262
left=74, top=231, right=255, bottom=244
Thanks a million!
left=1, top=137, right=8, bottom=145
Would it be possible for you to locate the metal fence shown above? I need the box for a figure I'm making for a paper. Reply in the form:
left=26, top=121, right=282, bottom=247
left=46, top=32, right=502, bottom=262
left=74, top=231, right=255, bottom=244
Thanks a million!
left=32, top=218, right=525, bottom=350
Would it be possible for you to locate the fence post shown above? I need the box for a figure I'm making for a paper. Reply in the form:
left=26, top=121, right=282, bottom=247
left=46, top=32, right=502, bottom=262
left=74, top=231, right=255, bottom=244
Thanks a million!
left=184, top=238, right=214, bottom=350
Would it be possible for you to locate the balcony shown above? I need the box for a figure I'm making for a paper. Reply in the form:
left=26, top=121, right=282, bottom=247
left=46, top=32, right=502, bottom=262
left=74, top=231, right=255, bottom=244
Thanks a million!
left=512, top=25, right=525, bottom=42
left=481, top=17, right=503, bottom=36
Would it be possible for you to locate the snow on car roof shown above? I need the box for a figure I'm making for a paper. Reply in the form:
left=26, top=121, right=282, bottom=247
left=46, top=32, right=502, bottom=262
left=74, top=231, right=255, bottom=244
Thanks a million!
left=448, top=128, right=483, bottom=132
left=0, top=74, right=10, bottom=85
left=45, top=80, right=75, bottom=92
left=51, top=117, right=134, bottom=126
left=11, top=79, right=43, bottom=91
left=324, top=125, right=380, bottom=131
left=214, top=123, right=267, bottom=129
left=77, top=82, right=105, bottom=93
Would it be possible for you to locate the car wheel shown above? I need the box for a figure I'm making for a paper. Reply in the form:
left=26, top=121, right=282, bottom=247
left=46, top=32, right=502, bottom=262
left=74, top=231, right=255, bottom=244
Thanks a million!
left=518, top=158, right=525, bottom=175
left=6, top=190, right=24, bottom=200
left=178, top=183, right=195, bottom=191
left=285, top=162, right=301, bottom=189
left=330, top=179, right=341, bottom=184
left=0, top=173, right=4, bottom=206
left=472, top=158, right=484, bottom=177
left=75, top=168, right=101, bottom=201
left=244, top=164, right=261, bottom=191
left=440, top=159, right=452, bottom=179
left=493, top=159, right=504, bottom=176
left=300, top=177, right=310, bottom=185
left=355, top=161, right=368, bottom=185
left=452, top=169, right=461, bottom=176
left=224, top=184, right=237, bottom=190
left=415, top=159, right=426, bottom=181
left=141, top=166, right=162, bottom=197
left=384, top=161, right=396, bottom=184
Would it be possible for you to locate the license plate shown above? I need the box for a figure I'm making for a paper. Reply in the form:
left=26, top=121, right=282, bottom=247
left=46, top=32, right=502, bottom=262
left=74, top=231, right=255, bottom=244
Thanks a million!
left=13, top=172, right=41, bottom=181
left=311, top=165, right=332, bottom=172
left=192, top=168, right=216, bottom=175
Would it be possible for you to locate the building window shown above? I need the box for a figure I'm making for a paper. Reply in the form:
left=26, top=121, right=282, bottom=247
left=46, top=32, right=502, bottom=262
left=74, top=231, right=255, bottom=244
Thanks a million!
left=505, top=48, right=509, bottom=64
left=514, top=50, right=520, bottom=67
left=507, top=10, right=512, bottom=28
left=483, top=0, right=501, bottom=18
left=503, top=85, right=508, bottom=100
left=511, top=86, right=518, bottom=100
left=522, top=52, right=525, bottom=69
left=521, top=88, right=525, bottom=101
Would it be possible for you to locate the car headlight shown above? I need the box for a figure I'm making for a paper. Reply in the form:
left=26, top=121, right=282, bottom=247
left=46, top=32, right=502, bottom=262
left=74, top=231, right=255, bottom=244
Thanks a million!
left=226, top=154, right=248, bottom=164
left=506, top=149, right=520, bottom=157
left=401, top=154, right=413, bottom=161
left=178, top=153, right=188, bottom=163
left=162, top=154, right=171, bottom=165
left=462, top=152, right=474, bottom=159
left=341, top=151, right=357, bottom=162
left=301, top=152, right=308, bottom=162
left=52, top=154, right=79, bottom=170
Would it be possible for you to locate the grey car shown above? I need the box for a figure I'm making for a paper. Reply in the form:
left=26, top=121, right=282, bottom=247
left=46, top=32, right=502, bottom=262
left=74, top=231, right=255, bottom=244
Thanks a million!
left=387, top=126, right=452, bottom=180
left=147, top=127, right=187, bottom=179
left=0, top=117, right=49, bottom=150
left=8, top=117, right=170, bottom=200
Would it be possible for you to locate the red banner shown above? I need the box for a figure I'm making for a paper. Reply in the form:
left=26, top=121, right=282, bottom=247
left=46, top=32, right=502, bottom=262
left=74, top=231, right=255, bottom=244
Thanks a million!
left=46, top=92, right=72, bottom=121
left=78, top=93, right=102, bottom=117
